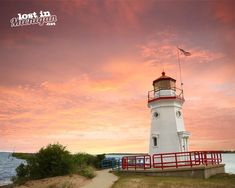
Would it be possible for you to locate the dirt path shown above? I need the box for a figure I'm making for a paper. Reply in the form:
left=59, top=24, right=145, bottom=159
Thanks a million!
left=81, top=169, right=118, bottom=188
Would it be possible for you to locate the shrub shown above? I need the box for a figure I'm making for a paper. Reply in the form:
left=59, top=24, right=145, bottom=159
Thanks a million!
left=31, top=143, right=73, bottom=179
left=13, top=143, right=101, bottom=184
left=72, top=153, right=96, bottom=168
left=16, top=164, right=28, bottom=178
left=12, top=163, right=30, bottom=184
left=77, top=166, right=96, bottom=179
left=94, top=154, right=105, bottom=169
left=14, top=143, right=74, bottom=182
left=72, top=153, right=97, bottom=178
left=72, top=153, right=105, bottom=169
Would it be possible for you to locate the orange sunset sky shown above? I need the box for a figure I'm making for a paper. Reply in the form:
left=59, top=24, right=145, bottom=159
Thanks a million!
left=0, top=0, right=235, bottom=154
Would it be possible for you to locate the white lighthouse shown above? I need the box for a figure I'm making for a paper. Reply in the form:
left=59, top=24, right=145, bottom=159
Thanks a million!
left=148, top=72, right=190, bottom=156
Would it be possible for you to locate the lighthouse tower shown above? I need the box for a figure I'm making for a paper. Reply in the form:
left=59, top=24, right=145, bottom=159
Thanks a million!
left=148, top=72, right=190, bottom=156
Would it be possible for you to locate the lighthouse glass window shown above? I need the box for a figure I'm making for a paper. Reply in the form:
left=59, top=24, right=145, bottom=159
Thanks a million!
left=153, top=112, right=159, bottom=119
left=176, top=110, right=182, bottom=118
left=153, top=137, right=157, bottom=147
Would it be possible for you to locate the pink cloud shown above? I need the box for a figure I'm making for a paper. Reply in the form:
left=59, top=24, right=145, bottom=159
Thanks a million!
left=1, top=1, right=235, bottom=153
left=1, top=52, right=235, bottom=153
left=213, top=1, right=235, bottom=24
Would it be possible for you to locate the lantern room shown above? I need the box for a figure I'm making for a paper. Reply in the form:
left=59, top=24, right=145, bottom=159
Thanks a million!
left=153, top=71, right=176, bottom=91
left=148, top=72, right=184, bottom=102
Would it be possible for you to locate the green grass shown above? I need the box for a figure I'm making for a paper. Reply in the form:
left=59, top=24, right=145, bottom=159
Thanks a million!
left=112, top=173, right=235, bottom=188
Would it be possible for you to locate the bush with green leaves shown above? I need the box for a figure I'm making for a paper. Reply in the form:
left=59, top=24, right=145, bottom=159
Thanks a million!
left=31, top=143, right=74, bottom=179
left=14, top=143, right=74, bottom=183
left=13, top=143, right=105, bottom=184
left=94, top=154, right=105, bottom=169
left=72, top=153, right=96, bottom=169
left=73, top=153, right=105, bottom=169
left=77, top=166, right=96, bottom=179
left=16, top=163, right=29, bottom=178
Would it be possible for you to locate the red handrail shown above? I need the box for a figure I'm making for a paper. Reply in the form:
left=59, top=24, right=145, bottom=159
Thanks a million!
left=152, top=151, right=222, bottom=169
left=122, top=151, right=222, bottom=170
left=122, top=155, right=151, bottom=170
left=148, top=87, right=184, bottom=102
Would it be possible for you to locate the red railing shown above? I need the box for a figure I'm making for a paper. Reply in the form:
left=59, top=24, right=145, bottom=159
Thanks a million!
left=122, top=155, right=151, bottom=170
left=122, top=151, right=222, bottom=170
left=152, top=151, right=222, bottom=169
left=199, top=151, right=222, bottom=166
left=148, top=87, right=184, bottom=102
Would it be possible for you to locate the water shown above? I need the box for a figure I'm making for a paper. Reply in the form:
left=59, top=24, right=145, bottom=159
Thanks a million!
left=0, top=152, right=26, bottom=186
left=0, top=153, right=234, bottom=186
left=222, top=153, right=235, bottom=174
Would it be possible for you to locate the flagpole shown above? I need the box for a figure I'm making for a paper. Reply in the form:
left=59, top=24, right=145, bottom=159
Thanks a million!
left=177, top=47, right=184, bottom=96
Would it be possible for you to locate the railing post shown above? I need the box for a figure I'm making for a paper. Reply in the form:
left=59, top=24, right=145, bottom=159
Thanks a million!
left=204, top=152, right=208, bottom=166
left=219, top=152, right=222, bottom=163
left=211, top=152, right=214, bottom=165
left=199, top=152, right=202, bottom=165
left=135, top=156, right=136, bottom=170
left=201, top=152, right=204, bottom=165
left=143, top=156, right=145, bottom=170
left=216, top=152, right=218, bottom=164
left=152, top=155, right=154, bottom=168
left=122, top=157, right=126, bottom=170
left=127, top=157, right=129, bottom=170
left=175, top=153, right=178, bottom=168
left=122, top=158, right=124, bottom=170
left=161, top=154, right=163, bottom=170
left=189, top=152, right=192, bottom=167
left=198, top=152, right=201, bottom=165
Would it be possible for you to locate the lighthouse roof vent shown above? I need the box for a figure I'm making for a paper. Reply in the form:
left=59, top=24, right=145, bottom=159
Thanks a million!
left=152, top=71, right=176, bottom=85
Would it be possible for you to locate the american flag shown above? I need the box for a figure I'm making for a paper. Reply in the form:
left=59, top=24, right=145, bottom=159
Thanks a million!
left=178, top=48, right=191, bottom=56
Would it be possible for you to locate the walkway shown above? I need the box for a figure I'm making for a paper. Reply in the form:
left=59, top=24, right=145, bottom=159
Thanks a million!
left=81, top=169, right=118, bottom=188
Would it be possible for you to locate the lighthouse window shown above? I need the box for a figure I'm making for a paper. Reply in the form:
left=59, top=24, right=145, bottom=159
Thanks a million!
left=153, top=137, right=157, bottom=146
left=176, top=111, right=182, bottom=118
left=153, top=112, right=159, bottom=118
